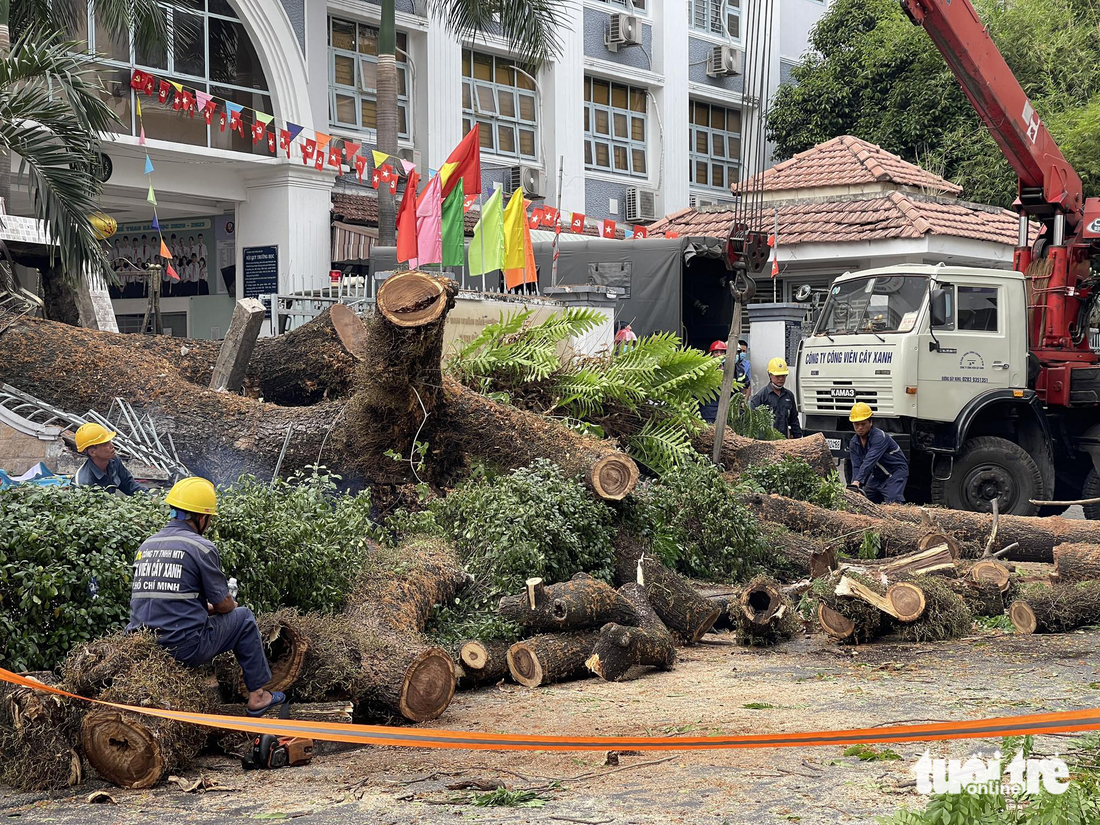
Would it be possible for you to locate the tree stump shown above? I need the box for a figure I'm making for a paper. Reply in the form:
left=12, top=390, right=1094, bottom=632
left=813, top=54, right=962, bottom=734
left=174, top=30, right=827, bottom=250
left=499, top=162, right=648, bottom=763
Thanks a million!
left=506, top=632, right=600, bottom=687
left=586, top=583, right=675, bottom=681
left=498, top=573, right=638, bottom=632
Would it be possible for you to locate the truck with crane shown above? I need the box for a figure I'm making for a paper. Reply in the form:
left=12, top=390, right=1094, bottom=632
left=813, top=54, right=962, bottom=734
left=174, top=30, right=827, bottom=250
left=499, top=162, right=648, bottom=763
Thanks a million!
left=795, top=0, right=1100, bottom=517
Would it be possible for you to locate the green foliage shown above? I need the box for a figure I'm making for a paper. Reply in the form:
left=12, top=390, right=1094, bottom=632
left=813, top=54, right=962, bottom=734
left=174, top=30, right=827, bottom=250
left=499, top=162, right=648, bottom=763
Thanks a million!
left=470, top=788, right=548, bottom=808
left=859, top=530, right=883, bottom=561
left=727, top=390, right=783, bottom=441
left=975, top=614, right=1015, bottom=631
left=0, top=469, right=378, bottom=672
left=844, top=744, right=900, bottom=762
left=630, top=459, right=787, bottom=581
left=767, top=0, right=1100, bottom=207
left=737, top=456, right=845, bottom=510
left=0, top=485, right=166, bottom=673
left=743, top=702, right=776, bottom=709
left=413, top=459, right=617, bottom=644
left=448, top=310, right=724, bottom=474
left=211, top=469, right=379, bottom=615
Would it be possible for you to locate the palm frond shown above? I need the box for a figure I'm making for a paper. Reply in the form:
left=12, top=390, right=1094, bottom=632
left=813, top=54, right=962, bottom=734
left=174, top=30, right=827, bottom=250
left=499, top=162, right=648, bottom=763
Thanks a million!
left=12, top=0, right=171, bottom=56
left=0, top=28, right=119, bottom=282
left=426, top=0, right=564, bottom=69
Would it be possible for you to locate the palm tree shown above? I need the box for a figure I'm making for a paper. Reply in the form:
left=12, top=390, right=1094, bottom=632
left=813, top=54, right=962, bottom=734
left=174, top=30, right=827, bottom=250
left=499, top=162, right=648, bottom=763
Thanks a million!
left=0, top=1, right=168, bottom=317
left=375, top=0, right=565, bottom=245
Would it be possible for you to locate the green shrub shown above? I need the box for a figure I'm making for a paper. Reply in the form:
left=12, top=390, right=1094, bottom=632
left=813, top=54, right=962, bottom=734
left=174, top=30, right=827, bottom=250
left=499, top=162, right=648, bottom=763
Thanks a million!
left=0, top=485, right=166, bottom=672
left=404, top=459, right=617, bottom=644
left=211, top=469, right=379, bottom=615
left=737, top=456, right=845, bottom=509
left=727, top=391, right=783, bottom=441
left=630, top=459, right=782, bottom=581
left=0, top=469, right=378, bottom=672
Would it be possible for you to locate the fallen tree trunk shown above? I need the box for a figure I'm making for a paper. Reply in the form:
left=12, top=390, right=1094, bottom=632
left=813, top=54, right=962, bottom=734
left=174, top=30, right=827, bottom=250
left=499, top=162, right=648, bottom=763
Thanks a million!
left=456, top=640, right=511, bottom=687
left=634, top=555, right=722, bottom=643
left=0, top=673, right=83, bottom=791
left=1009, top=580, right=1100, bottom=634
left=1053, top=544, right=1100, bottom=582
left=215, top=612, right=310, bottom=699
left=694, top=429, right=836, bottom=478
left=812, top=573, right=887, bottom=644
left=965, top=559, right=1012, bottom=592
left=892, top=576, right=972, bottom=643
left=498, top=573, right=638, bottom=632
left=839, top=543, right=958, bottom=580
left=507, top=632, right=600, bottom=687
left=586, top=583, right=675, bottom=681
left=733, top=577, right=800, bottom=646
left=835, top=575, right=926, bottom=622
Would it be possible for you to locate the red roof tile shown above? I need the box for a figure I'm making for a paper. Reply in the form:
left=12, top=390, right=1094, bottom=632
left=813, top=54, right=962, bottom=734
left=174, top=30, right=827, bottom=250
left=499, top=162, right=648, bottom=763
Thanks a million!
left=736, top=136, right=962, bottom=196
left=648, top=192, right=1022, bottom=246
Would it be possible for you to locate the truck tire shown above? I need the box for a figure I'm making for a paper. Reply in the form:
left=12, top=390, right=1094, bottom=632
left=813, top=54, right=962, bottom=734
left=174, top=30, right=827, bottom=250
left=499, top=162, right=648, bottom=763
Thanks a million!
left=1083, top=469, right=1100, bottom=521
left=930, top=436, right=1044, bottom=516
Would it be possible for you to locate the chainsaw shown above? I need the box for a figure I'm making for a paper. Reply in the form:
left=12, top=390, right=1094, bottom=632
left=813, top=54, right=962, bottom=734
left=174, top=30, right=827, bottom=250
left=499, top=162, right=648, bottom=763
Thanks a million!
left=241, top=700, right=314, bottom=770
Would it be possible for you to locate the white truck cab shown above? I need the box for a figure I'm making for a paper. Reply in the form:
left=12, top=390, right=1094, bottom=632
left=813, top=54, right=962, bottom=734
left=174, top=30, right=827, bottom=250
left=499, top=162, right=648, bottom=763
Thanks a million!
left=797, top=263, right=1057, bottom=515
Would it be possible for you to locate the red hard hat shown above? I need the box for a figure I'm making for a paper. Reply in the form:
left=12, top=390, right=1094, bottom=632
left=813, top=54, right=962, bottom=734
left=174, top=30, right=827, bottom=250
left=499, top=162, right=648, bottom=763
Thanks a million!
left=708, top=340, right=728, bottom=353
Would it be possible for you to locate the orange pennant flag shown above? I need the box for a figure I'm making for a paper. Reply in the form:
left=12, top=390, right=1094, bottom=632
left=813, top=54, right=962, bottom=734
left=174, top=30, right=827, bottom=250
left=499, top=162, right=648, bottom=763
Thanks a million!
left=160, top=240, right=171, bottom=259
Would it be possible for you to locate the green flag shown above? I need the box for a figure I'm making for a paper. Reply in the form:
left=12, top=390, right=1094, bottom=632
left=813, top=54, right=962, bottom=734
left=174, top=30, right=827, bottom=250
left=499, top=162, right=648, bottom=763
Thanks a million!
left=468, top=187, right=504, bottom=276
left=441, top=177, right=465, bottom=267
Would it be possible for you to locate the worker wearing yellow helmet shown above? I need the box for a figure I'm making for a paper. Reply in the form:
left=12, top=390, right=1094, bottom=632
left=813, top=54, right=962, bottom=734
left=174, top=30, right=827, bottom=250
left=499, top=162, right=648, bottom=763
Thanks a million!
left=73, top=422, right=146, bottom=496
left=127, top=477, right=284, bottom=717
left=847, top=402, right=909, bottom=504
left=749, top=356, right=803, bottom=438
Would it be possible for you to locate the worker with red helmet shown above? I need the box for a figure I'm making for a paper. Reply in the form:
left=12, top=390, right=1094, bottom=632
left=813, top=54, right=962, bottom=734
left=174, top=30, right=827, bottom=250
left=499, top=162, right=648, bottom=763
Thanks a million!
left=700, top=340, right=729, bottom=423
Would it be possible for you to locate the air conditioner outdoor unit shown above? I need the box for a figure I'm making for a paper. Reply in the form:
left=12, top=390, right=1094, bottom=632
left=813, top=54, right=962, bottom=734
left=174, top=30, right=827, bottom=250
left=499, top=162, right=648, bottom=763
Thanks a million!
left=706, top=45, right=743, bottom=77
left=625, top=187, right=659, bottom=222
left=606, top=13, right=642, bottom=51
left=507, top=165, right=546, bottom=198
left=690, top=194, right=719, bottom=209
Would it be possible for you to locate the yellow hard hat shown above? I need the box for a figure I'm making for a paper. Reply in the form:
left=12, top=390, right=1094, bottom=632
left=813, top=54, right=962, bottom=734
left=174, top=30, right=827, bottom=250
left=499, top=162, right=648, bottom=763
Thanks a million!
left=767, top=357, right=789, bottom=376
left=849, top=402, right=873, bottom=422
left=165, top=477, right=218, bottom=515
left=75, top=422, right=116, bottom=453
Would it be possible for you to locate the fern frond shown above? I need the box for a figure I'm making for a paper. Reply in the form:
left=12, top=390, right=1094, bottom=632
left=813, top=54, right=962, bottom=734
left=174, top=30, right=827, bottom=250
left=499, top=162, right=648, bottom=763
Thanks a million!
left=627, top=419, right=696, bottom=475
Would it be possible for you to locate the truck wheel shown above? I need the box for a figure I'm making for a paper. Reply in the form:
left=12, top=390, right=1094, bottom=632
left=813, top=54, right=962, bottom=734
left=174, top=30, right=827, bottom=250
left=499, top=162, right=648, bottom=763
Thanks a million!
left=930, top=436, right=1044, bottom=516
left=1083, top=469, right=1100, bottom=521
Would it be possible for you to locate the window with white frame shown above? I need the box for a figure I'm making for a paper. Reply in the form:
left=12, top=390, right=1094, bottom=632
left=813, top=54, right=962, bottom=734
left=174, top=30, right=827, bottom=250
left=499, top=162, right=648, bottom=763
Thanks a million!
left=690, top=0, right=740, bottom=39
left=584, top=78, right=647, bottom=177
left=689, top=100, right=741, bottom=192
left=68, top=0, right=271, bottom=153
left=461, top=50, right=538, bottom=161
left=329, top=17, right=410, bottom=139
left=590, top=0, right=647, bottom=12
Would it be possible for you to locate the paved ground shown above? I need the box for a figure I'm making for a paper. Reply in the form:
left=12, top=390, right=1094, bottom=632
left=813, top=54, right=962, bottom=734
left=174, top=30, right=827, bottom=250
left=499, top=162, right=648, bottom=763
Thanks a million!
left=4, top=625, right=1100, bottom=824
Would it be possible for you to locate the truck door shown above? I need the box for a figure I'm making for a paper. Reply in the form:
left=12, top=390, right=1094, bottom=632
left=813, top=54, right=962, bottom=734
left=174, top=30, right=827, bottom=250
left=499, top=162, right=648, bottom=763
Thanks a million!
left=916, top=281, right=1019, bottom=423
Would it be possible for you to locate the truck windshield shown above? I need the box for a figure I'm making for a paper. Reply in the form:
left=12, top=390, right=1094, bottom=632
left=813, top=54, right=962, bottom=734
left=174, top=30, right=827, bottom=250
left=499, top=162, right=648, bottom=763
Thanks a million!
left=815, top=275, right=928, bottom=335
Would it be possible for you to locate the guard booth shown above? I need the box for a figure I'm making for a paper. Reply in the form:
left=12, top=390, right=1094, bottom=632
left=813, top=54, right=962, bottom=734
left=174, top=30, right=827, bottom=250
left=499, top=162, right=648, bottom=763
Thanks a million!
left=368, top=235, right=733, bottom=346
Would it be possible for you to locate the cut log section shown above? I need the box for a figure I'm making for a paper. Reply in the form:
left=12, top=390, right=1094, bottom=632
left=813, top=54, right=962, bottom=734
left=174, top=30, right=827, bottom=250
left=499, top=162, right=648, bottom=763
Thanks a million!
left=1053, top=544, right=1100, bottom=582
left=811, top=574, right=887, bottom=644
left=586, top=583, right=675, bottom=682
left=591, top=454, right=641, bottom=501
left=695, top=429, right=836, bottom=478
left=377, top=270, right=450, bottom=327
left=498, top=572, right=638, bottom=632
left=0, top=674, right=83, bottom=791
left=920, top=532, right=960, bottom=560
left=635, top=556, right=721, bottom=643
left=835, top=575, right=926, bottom=622
left=81, top=709, right=197, bottom=789
left=839, top=544, right=957, bottom=580
left=1009, top=580, right=1100, bottom=634
left=734, top=577, right=800, bottom=646
left=967, top=559, right=1012, bottom=592
left=507, top=632, right=600, bottom=687
left=217, top=613, right=309, bottom=699
left=816, top=602, right=857, bottom=641
left=456, top=640, right=511, bottom=687
left=892, top=576, right=972, bottom=643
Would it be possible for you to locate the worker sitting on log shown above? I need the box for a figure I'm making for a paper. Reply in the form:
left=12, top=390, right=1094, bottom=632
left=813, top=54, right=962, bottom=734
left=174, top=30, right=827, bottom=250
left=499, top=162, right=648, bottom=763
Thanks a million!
left=847, top=402, right=909, bottom=504
left=127, top=477, right=285, bottom=717
left=73, top=423, right=147, bottom=495
left=749, top=357, right=803, bottom=438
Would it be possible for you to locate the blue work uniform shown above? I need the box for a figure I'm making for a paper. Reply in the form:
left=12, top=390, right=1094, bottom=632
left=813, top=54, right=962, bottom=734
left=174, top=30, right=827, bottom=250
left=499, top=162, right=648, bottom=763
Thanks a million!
left=75, top=456, right=146, bottom=496
left=849, top=426, right=909, bottom=504
left=749, top=384, right=803, bottom=438
left=126, top=520, right=271, bottom=692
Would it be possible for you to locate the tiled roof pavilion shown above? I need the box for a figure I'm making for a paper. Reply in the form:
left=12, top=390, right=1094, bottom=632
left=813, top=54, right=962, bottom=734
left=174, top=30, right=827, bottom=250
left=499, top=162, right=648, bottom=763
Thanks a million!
left=650, top=136, right=1028, bottom=265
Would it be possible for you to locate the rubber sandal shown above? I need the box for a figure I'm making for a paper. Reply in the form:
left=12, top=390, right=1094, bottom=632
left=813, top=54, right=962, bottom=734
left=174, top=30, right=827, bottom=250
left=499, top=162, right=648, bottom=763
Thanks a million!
left=246, top=690, right=286, bottom=717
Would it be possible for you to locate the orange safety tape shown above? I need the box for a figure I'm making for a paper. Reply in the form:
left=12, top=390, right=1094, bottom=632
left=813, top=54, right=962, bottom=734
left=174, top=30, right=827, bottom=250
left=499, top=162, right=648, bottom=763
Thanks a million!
left=5, top=666, right=1100, bottom=752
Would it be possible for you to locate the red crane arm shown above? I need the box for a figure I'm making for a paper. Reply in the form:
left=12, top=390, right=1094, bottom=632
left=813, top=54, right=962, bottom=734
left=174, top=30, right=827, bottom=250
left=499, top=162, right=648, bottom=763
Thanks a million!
left=901, top=0, right=1083, bottom=227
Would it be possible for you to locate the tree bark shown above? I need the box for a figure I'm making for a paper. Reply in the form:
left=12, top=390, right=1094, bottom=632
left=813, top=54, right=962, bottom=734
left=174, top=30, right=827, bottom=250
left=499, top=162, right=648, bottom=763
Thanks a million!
left=586, top=583, right=675, bottom=681
left=215, top=612, right=311, bottom=699
left=835, top=575, right=926, bottom=622
left=1053, top=544, right=1100, bottom=582
left=694, top=429, right=836, bottom=478
left=634, top=555, right=722, bottom=643
left=376, top=0, right=398, bottom=248
left=838, top=543, right=958, bottom=579
left=812, top=573, right=887, bottom=644
left=507, top=631, right=601, bottom=687
left=0, top=673, right=83, bottom=791
left=498, top=572, right=638, bottom=632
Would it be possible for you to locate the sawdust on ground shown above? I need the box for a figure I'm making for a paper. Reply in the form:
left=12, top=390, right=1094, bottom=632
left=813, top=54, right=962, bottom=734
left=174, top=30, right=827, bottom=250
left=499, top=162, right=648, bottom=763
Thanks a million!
left=5, top=627, right=1100, bottom=824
